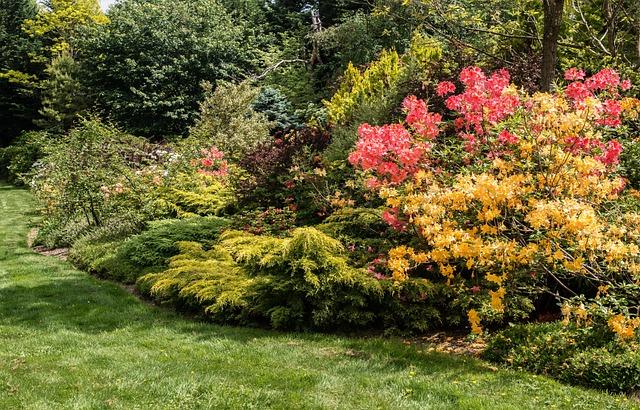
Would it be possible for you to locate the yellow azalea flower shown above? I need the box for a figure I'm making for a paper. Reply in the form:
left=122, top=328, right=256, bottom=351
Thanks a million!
left=468, top=309, right=482, bottom=334
left=490, top=287, right=506, bottom=312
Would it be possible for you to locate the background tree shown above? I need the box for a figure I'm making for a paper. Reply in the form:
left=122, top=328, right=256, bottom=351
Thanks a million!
left=0, top=0, right=42, bottom=144
left=19, top=0, right=107, bottom=132
left=36, top=52, right=88, bottom=131
left=78, top=0, right=266, bottom=137
left=562, top=0, right=640, bottom=87
left=22, top=0, right=107, bottom=57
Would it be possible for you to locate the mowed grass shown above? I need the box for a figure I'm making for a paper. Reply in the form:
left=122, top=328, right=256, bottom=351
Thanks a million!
left=0, top=185, right=636, bottom=410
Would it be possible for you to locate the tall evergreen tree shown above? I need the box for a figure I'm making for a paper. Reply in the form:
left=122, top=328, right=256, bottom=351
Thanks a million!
left=36, top=52, right=88, bottom=131
left=0, top=0, right=41, bottom=144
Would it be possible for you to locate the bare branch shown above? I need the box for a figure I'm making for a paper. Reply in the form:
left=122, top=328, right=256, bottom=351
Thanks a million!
left=252, top=59, right=307, bottom=81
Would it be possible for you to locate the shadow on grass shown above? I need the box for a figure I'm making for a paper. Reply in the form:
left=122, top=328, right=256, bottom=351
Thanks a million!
left=0, top=268, right=505, bottom=381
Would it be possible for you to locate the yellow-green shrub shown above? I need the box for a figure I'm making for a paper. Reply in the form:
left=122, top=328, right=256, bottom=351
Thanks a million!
left=324, top=34, right=442, bottom=127
left=137, top=226, right=458, bottom=332
left=139, top=227, right=385, bottom=329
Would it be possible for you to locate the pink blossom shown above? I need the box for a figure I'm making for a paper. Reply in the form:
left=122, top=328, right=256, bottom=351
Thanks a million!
left=382, top=208, right=407, bottom=231
left=585, top=68, right=620, bottom=92
left=596, top=140, right=623, bottom=166
left=597, top=99, right=623, bottom=127
left=436, top=81, right=456, bottom=97
left=565, top=81, right=592, bottom=102
left=444, top=67, right=519, bottom=137
left=498, top=130, right=519, bottom=145
left=349, top=123, right=428, bottom=185
left=564, top=68, right=585, bottom=81
left=403, top=96, right=442, bottom=140
left=459, top=66, right=486, bottom=87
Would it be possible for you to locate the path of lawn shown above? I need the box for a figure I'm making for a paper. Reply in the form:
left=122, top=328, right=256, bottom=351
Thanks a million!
left=0, top=184, right=636, bottom=409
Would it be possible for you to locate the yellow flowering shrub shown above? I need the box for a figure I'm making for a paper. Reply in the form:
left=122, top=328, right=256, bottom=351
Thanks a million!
left=350, top=66, right=640, bottom=334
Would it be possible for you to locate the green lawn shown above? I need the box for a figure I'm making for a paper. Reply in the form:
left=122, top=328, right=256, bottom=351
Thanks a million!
left=0, top=185, right=636, bottom=409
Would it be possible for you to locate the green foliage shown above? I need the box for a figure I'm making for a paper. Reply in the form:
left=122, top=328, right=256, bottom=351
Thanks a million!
left=561, top=0, right=640, bottom=91
left=324, top=49, right=403, bottom=126
left=315, top=7, right=413, bottom=81
left=0, top=130, right=47, bottom=184
left=188, top=81, right=272, bottom=160
left=78, top=0, right=263, bottom=137
left=70, top=216, right=229, bottom=283
left=0, top=0, right=41, bottom=142
left=319, top=207, right=388, bottom=236
left=140, top=227, right=386, bottom=330
left=137, top=241, right=256, bottom=319
left=31, top=118, right=153, bottom=245
left=377, top=278, right=460, bottom=334
left=620, top=137, right=640, bottom=190
left=484, top=321, right=640, bottom=393
left=138, top=225, right=457, bottom=333
left=563, top=347, right=640, bottom=393
left=317, top=207, right=403, bottom=267
left=34, top=215, right=94, bottom=248
left=252, top=86, right=300, bottom=132
left=36, top=52, right=88, bottom=131
left=23, top=0, right=107, bottom=56
left=120, top=217, right=229, bottom=268
left=230, top=207, right=298, bottom=237
left=161, top=173, right=237, bottom=218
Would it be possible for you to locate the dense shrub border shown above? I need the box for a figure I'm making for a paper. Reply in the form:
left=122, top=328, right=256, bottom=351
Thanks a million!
left=484, top=322, right=640, bottom=394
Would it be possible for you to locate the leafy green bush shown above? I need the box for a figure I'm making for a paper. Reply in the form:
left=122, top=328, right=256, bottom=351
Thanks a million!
left=161, top=173, right=236, bottom=218
left=484, top=322, right=640, bottom=393
left=562, top=347, right=640, bottom=393
left=252, top=86, right=300, bottom=133
left=116, top=217, right=229, bottom=270
left=70, top=216, right=229, bottom=283
left=78, top=0, right=264, bottom=137
left=620, top=137, right=640, bottom=190
left=34, top=217, right=93, bottom=249
left=317, top=207, right=402, bottom=267
left=377, top=278, right=460, bottom=334
left=138, top=226, right=458, bottom=333
left=230, top=207, right=298, bottom=237
left=0, top=130, right=47, bottom=185
left=32, top=119, right=150, bottom=228
left=189, top=82, right=272, bottom=160
left=136, top=241, right=257, bottom=320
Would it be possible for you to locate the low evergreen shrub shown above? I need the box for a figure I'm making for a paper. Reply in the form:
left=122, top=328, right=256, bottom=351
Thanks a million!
left=138, top=226, right=457, bottom=332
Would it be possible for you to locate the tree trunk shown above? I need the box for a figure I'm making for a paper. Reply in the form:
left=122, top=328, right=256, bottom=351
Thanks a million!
left=637, top=30, right=640, bottom=67
left=604, top=0, right=617, bottom=57
left=310, top=8, right=323, bottom=66
left=541, top=0, right=565, bottom=91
